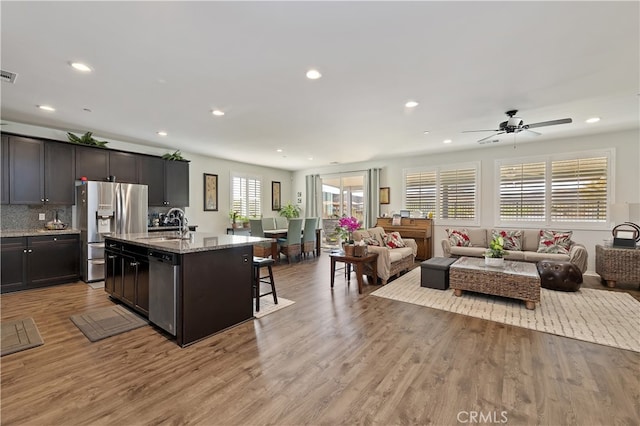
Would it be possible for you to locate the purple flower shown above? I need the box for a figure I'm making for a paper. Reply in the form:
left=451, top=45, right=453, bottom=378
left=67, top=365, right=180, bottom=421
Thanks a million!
left=338, top=216, right=361, bottom=232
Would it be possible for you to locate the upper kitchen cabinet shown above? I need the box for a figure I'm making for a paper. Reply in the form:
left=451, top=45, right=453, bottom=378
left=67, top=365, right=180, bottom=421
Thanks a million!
left=165, top=160, right=189, bottom=207
left=44, top=141, right=75, bottom=205
left=2, top=135, right=9, bottom=204
left=138, top=156, right=189, bottom=206
left=75, top=145, right=109, bottom=181
left=6, top=136, right=75, bottom=205
left=109, top=151, right=138, bottom=184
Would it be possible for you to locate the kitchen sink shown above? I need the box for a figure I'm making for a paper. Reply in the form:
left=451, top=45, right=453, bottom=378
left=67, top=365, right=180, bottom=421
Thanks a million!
left=137, top=236, right=182, bottom=243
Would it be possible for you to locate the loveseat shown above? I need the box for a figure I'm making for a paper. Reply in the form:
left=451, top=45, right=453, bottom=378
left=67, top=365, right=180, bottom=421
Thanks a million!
left=353, top=227, right=417, bottom=284
left=441, top=228, right=588, bottom=273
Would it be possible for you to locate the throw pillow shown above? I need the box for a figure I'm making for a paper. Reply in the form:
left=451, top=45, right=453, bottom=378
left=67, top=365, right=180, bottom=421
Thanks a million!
left=537, top=230, right=573, bottom=254
left=446, top=228, right=471, bottom=247
left=363, top=237, right=380, bottom=246
left=385, top=232, right=406, bottom=248
left=491, top=229, right=523, bottom=251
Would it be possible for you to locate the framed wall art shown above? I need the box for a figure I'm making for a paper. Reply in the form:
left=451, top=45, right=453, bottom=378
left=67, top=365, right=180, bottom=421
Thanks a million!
left=380, top=187, right=390, bottom=204
left=204, top=173, right=218, bottom=211
left=272, top=181, right=281, bottom=211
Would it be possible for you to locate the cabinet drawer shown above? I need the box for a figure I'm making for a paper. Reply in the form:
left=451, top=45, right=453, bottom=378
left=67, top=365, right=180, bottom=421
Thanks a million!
left=29, top=234, right=79, bottom=244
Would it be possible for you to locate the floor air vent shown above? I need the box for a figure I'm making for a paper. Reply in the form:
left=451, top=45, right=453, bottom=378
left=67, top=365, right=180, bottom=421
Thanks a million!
left=1, top=69, right=18, bottom=84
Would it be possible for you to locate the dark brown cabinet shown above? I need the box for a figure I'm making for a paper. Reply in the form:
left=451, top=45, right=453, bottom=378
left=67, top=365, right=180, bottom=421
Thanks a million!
left=104, top=241, right=149, bottom=315
left=0, top=234, right=80, bottom=293
left=5, top=136, right=75, bottom=205
left=75, top=145, right=109, bottom=181
left=109, top=151, right=138, bottom=184
left=1, top=135, right=9, bottom=205
left=139, top=156, right=189, bottom=207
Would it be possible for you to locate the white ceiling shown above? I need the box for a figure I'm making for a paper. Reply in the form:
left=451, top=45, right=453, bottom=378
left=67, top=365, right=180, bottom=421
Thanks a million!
left=1, top=2, right=638, bottom=171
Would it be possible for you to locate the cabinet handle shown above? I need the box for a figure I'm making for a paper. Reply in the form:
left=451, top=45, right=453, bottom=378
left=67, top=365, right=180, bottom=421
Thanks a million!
left=28, top=249, right=33, bottom=253
left=130, top=261, right=139, bottom=267
left=53, top=237, right=57, bottom=241
left=107, top=255, right=117, bottom=259
left=23, top=249, right=27, bottom=253
left=45, top=198, right=49, bottom=202
left=41, top=198, right=45, bottom=202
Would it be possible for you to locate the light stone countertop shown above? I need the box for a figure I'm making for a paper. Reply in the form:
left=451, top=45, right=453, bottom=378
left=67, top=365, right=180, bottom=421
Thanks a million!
left=105, top=231, right=273, bottom=255
left=1, top=228, right=81, bottom=238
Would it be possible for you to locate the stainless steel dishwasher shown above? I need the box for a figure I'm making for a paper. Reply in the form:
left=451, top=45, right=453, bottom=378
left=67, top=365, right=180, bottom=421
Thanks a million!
left=148, top=249, right=179, bottom=336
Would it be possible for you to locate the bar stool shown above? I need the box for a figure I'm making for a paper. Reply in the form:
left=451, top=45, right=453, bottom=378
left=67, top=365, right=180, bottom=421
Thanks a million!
left=253, top=257, right=278, bottom=312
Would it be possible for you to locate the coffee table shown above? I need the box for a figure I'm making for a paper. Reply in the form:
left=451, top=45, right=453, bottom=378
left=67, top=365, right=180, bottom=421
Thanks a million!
left=449, top=257, right=540, bottom=310
left=330, top=252, right=378, bottom=294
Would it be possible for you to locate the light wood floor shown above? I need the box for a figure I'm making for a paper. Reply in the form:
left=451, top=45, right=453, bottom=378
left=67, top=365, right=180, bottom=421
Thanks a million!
left=1, top=255, right=639, bottom=425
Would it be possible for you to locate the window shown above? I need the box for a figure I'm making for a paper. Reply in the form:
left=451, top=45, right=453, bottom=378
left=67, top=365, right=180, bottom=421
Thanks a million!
left=404, top=163, right=479, bottom=224
left=231, top=173, right=261, bottom=217
left=497, top=151, right=611, bottom=226
left=321, top=174, right=365, bottom=222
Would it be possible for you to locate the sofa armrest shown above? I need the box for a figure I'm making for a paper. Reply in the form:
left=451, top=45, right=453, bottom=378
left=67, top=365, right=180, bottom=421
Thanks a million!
left=569, top=243, right=588, bottom=274
left=365, top=246, right=392, bottom=280
left=402, top=238, right=418, bottom=256
left=441, top=239, right=453, bottom=257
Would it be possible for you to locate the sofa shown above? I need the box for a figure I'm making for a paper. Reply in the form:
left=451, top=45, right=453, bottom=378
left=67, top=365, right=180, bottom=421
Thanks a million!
left=441, top=228, right=588, bottom=273
left=353, top=227, right=417, bottom=284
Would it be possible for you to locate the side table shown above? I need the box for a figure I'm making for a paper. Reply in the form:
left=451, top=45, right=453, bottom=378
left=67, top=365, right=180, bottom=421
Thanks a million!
left=595, top=244, right=640, bottom=288
left=330, top=252, right=378, bottom=294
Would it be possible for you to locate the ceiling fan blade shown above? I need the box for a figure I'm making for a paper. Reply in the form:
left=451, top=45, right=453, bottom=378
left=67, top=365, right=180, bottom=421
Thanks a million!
left=477, top=132, right=504, bottom=143
left=462, top=129, right=500, bottom=133
left=525, top=118, right=572, bottom=129
left=523, top=129, right=542, bottom=136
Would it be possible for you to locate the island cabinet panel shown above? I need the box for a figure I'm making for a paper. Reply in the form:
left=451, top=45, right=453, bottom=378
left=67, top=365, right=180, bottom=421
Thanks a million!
left=109, top=151, right=138, bottom=184
left=9, top=136, right=44, bottom=204
left=104, top=241, right=149, bottom=315
left=179, top=246, right=252, bottom=346
left=76, top=146, right=109, bottom=181
left=1, top=135, right=9, bottom=205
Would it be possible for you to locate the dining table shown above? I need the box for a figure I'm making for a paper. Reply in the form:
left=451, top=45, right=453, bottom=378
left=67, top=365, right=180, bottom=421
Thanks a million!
left=263, top=228, right=322, bottom=263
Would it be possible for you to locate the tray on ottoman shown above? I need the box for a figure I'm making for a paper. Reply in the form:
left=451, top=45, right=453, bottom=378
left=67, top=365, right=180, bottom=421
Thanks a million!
left=449, top=257, right=540, bottom=310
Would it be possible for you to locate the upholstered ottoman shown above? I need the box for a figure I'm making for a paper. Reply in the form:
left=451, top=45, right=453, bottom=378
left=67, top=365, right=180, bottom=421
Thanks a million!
left=537, top=260, right=583, bottom=292
left=421, top=257, right=457, bottom=290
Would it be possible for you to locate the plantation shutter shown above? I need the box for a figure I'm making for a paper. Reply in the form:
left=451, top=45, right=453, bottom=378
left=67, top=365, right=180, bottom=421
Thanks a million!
left=405, top=171, right=436, bottom=214
left=551, top=157, right=607, bottom=222
left=232, top=175, right=262, bottom=217
left=439, top=168, right=476, bottom=220
left=499, top=162, right=546, bottom=221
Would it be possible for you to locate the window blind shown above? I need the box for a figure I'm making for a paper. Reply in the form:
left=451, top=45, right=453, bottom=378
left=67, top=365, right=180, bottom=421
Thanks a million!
left=551, top=156, right=607, bottom=222
left=405, top=171, right=436, bottom=214
left=232, top=175, right=261, bottom=217
left=499, top=162, right=546, bottom=221
left=439, top=168, right=476, bottom=220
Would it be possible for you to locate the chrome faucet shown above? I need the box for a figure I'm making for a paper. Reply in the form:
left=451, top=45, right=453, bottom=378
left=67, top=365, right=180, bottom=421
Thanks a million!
left=166, top=208, right=190, bottom=239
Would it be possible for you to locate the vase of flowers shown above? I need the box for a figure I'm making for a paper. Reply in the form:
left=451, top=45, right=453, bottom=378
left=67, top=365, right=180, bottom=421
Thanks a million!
left=336, top=216, right=361, bottom=254
left=485, top=235, right=507, bottom=267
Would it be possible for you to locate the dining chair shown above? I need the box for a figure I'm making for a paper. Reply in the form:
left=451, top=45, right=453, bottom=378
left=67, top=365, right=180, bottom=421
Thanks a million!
left=275, top=216, right=289, bottom=229
left=301, top=217, right=319, bottom=258
left=278, top=218, right=303, bottom=264
left=262, top=217, right=276, bottom=231
left=250, top=219, right=272, bottom=258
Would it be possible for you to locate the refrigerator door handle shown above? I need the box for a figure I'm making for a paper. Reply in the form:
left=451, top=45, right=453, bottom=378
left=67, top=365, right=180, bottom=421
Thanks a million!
left=115, top=184, right=123, bottom=234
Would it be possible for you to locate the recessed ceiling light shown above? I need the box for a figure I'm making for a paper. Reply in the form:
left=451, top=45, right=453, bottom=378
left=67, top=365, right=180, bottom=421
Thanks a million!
left=157, top=131, right=168, bottom=136
left=423, top=131, right=430, bottom=135
left=585, top=117, right=601, bottom=123
left=70, top=62, right=92, bottom=72
left=276, top=149, right=283, bottom=153
left=38, top=105, right=55, bottom=112
left=443, top=139, right=452, bottom=144
left=308, top=157, right=313, bottom=161
left=405, top=101, right=419, bottom=108
left=306, top=69, right=322, bottom=80
left=212, top=109, right=225, bottom=116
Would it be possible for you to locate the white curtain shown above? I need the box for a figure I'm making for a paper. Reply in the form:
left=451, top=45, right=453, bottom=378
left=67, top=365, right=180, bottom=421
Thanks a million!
left=305, top=174, right=322, bottom=219
left=365, top=168, right=381, bottom=228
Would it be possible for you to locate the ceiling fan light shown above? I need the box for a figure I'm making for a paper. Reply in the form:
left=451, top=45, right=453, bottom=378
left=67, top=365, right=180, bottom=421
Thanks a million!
left=405, top=101, right=419, bottom=108
left=38, top=105, right=55, bottom=112
left=70, top=62, right=92, bottom=72
left=306, top=69, right=321, bottom=80
left=443, top=139, right=452, bottom=144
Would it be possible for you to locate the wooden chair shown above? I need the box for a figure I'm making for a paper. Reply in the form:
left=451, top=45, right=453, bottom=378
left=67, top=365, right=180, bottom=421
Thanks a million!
left=249, top=219, right=272, bottom=258
left=302, top=217, right=319, bottom=258
left=278, top=218, right=303, bottom=264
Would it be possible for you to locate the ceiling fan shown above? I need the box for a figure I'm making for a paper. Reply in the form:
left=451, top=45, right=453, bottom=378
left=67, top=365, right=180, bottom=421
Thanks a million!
left=463, top=110, right=572, bottom=144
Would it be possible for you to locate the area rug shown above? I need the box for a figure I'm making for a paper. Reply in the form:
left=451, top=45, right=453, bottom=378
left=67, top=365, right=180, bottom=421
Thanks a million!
left=70, top=305, right=148, bottom=342
left=1, top=318, right=44, bottom=356
left=254, top=297, right=295, bottom=319
left=371, top=268, right=640, bottom=353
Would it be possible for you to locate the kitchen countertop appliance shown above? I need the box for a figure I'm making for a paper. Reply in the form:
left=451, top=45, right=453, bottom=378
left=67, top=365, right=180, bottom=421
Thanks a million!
left=77, top=181, right=148, bottom=282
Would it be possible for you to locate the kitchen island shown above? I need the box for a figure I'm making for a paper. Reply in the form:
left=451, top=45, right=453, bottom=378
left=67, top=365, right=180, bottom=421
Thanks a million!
left=104, top=232, right=272, bottom=347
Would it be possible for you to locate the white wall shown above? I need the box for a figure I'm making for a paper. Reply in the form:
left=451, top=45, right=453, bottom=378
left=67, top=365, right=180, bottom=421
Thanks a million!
left=292, top=129, right=640, bottom=274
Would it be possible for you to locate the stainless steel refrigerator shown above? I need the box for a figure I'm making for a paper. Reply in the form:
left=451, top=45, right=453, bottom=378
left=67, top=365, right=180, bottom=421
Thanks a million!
left=77, top=182, right=148, bottom=282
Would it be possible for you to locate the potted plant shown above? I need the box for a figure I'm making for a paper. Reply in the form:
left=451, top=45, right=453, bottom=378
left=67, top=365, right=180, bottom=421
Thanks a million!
left=278, top=202, right=301, bottom=219
left=336, top=216, right=361, bottom=256
left=485, top=235, right=507, bottom=267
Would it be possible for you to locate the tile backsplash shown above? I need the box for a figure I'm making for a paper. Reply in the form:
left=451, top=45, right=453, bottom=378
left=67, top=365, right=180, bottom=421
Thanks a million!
left=1, top=205, right=73, bottom=231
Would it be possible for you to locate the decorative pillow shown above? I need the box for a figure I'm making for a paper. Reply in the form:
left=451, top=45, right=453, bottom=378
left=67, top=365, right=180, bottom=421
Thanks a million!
left=446, top=228, right=471, bottom=247
left=363, top=237, right=380, bottom=246
left=537, top=230, right=573, bottom=254
left=385, top=232, right=406, bottom=248
left=492, top=229, right=523, bottom=251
